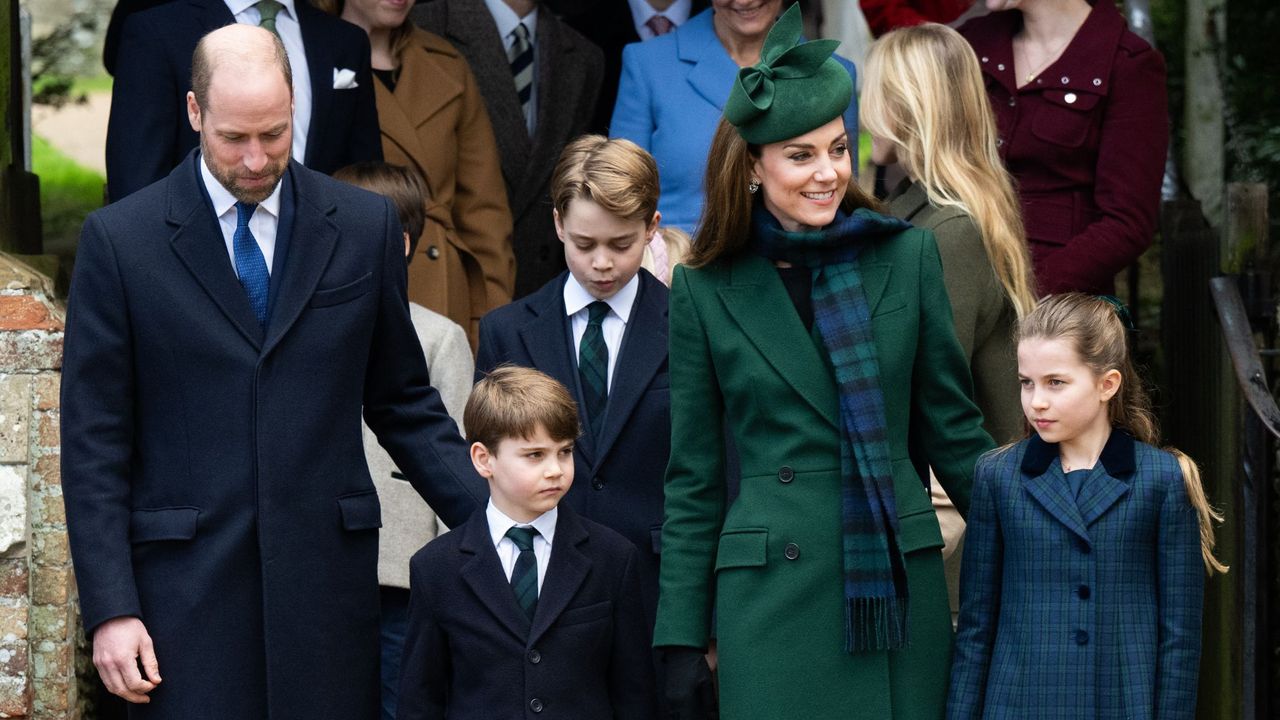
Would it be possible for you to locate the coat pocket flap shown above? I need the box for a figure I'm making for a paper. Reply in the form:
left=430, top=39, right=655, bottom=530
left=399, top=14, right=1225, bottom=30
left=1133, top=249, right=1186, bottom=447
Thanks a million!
left=897, top=510, right=946, bottom=554
left=130, top=507, right=200, bottom=543
left=337, top=490, right=383, bottom=531
left=310, top=272, right=373, bottom=308
left=715, top=528, right=768, bottom=571
left=557, top=599, right=612, bottom=627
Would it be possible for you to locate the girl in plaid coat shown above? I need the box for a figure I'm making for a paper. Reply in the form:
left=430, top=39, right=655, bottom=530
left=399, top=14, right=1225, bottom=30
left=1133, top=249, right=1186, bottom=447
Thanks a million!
left=948, top=293, right=1227, bottom=720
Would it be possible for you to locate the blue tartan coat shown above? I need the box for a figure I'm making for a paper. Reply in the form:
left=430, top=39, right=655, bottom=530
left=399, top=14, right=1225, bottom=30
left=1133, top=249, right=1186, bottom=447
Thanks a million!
left=948, top=430, right=1204, bottom=720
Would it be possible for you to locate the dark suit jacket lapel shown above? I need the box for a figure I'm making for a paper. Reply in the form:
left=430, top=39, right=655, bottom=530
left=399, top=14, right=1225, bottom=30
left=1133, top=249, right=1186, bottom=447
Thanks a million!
left=718, top=254, right=841, bottom=429
left=594, top=271, right=667, bottom=464
left=1020, top=433, right=1091, bottom=544
left=296, top=0, right=333, bottom=165
left=517, top=274, right=598, bottom=465
left=262, top=162, right=340, bottom=356
left=458, top=515, right=533, bottom=641
left=440, top=0, right=531, bottom=191
left=168, top=152, right=265, bottom=350
left=528, top=507, right=592, bottom=647
left=191, top=0, right=235, bottom=32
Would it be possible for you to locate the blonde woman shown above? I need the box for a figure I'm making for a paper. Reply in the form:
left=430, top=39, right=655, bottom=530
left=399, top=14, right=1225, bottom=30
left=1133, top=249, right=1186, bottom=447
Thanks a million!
left=862, top=22, right=1036, bottom=623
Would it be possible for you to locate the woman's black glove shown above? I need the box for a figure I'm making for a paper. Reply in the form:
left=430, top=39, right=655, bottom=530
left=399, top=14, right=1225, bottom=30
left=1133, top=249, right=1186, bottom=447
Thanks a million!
left=661, top=646, right=717, bottom=720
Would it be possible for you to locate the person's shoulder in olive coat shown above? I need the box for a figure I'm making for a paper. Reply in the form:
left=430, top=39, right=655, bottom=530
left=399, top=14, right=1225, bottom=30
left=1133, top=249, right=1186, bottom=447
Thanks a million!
left=888, top=179, right=1022, bottom=443
left=656, top=221, right=994, bottom=719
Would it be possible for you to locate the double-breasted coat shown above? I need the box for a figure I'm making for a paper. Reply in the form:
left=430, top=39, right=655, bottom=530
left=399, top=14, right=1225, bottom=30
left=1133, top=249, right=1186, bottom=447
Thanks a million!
left=655, top=226, right=994, bottom=719
left=961, top=0, right=1168, bottom=295
left=375, top=27, right=515, bottom=347
left=948, top=431, right=1204, bottom=719
left=61, top=155, right=485, bottom=719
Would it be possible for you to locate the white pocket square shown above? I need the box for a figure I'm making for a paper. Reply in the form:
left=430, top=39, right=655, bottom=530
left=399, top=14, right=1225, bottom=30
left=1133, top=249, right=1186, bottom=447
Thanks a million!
left=333, top=68, right=359, bottom=90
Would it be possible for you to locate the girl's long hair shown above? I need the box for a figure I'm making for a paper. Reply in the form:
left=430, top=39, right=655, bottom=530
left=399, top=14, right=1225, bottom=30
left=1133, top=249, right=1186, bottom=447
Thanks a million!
left=1018, top=294, right=1228, bottom=574
left=686, top=118, right=879, bottom=268
left=860, top=23, right=1037, bottom=318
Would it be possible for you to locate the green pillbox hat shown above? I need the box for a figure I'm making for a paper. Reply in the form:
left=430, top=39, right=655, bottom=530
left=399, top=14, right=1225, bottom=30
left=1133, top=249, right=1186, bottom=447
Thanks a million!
left=723, top=3, right=852, bottom=145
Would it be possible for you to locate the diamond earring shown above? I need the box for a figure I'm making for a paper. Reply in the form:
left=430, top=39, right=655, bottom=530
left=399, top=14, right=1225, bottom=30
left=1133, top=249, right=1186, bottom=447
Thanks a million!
left=748, top=179, right=760, bottom=194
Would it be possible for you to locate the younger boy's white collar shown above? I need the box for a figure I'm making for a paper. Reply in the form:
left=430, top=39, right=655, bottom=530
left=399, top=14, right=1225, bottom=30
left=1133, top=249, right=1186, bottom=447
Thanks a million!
left=486, top=499, right=558, bottom=549
left=563, top=273, right=640, bottom=324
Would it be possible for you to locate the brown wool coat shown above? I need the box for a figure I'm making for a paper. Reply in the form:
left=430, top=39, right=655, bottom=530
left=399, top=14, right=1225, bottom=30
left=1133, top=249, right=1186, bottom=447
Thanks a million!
left=376, top=28, right=515, bottom=348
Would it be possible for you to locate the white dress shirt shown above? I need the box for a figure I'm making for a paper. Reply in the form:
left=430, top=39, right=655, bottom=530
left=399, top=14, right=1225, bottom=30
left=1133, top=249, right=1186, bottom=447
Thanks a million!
left=487, top=500, right=557, bottom=593
left=483, top=0, right=539, bottom=135
left=564, top=273, right=639, bottom=394
left=224, top=0, right=313, bottom=164
left=627, top=0, right=693, bottom=40
left=200, top=156, right=282, bottom=276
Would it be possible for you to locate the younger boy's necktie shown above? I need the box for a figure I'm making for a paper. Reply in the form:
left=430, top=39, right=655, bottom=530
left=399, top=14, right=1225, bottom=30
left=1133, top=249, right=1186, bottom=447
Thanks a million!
left=578, top=301, right=610, bottom=439
left=233, top=201, right=270, bottom=327
left=506, top=526, right=540, bottom=621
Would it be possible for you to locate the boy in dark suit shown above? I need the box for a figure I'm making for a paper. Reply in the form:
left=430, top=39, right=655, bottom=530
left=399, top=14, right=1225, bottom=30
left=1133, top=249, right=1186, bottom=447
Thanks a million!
left=396, top=366, right=656, bottom=720
left=474, top=136, right=670, bottom=652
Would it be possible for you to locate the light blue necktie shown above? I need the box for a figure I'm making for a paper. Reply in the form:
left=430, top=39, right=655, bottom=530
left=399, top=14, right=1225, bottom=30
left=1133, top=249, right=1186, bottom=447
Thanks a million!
left=234, top=201, right=270, bottom=327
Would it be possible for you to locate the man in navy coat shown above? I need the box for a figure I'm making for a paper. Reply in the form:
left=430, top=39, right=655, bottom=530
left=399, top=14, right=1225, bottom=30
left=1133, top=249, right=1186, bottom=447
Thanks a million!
left=62, top=25, right=483, bottom=719
left=105, top=0, right=383, bottom=202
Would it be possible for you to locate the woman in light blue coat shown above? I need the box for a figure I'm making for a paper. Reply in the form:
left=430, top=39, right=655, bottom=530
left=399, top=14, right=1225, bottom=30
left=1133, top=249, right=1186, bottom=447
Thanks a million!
left=610, top=1, right=859, bottom=233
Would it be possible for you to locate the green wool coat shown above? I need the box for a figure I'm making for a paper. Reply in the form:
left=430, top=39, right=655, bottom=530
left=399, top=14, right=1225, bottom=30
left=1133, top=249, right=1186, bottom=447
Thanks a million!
left=655, top=226, right=995, bottom=719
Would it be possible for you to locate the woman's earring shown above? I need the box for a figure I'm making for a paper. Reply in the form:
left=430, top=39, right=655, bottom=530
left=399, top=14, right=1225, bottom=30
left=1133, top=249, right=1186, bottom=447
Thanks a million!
left=748, top=179, right=760, bottom=194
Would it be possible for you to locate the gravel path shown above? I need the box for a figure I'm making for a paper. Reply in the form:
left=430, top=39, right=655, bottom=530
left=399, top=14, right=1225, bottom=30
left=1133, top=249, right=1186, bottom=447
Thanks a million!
left=31, top=91, right=111, bottom=175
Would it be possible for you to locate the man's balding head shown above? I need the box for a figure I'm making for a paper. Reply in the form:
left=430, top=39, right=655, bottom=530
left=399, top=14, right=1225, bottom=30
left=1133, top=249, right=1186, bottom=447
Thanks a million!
left=191, top=24, right=293, bottom=114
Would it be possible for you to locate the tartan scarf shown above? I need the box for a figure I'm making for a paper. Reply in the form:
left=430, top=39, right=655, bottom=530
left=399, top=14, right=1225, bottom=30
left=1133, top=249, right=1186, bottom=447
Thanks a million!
left=753, top=205, right=913, bottom=652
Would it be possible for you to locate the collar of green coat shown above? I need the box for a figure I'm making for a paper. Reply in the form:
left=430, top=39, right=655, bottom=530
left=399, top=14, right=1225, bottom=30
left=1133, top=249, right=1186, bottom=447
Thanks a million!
left=1021, top=427, right=1137, bottom=478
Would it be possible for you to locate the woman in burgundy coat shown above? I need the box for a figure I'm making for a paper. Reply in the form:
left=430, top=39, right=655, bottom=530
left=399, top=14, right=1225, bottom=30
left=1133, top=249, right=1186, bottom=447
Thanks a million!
left=961, top=0, right=1167, bottom=295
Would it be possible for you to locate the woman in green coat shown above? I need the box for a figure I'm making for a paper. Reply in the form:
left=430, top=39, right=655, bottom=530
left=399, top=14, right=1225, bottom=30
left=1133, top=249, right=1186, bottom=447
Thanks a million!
left=656, top=6, right=995, bottom=719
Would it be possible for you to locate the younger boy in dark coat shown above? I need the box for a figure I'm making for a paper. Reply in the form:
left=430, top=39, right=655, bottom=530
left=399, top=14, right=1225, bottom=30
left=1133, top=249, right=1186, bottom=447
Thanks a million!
left=396, top=366, right=655, bottom=720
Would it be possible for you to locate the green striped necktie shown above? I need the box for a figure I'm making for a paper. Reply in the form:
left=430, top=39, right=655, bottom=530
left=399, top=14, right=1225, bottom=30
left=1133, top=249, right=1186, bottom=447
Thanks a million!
left=506, top=525, right=539, bottom=621
left=255, top=0, right=283, bottom=36
left=578, top=301, right=610, bottom=438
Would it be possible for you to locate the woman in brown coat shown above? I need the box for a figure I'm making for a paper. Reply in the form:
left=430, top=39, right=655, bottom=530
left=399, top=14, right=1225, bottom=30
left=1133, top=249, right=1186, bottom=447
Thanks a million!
left=318, top=0, right=516, bottom=348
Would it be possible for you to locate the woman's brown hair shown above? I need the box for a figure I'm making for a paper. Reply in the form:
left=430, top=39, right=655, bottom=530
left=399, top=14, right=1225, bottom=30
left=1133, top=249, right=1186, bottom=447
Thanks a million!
left=311, top=0, right=416, bottom=62
left=686, top=118, right=878, bottom=268
left=1017, top=293, right=1228, bottom=574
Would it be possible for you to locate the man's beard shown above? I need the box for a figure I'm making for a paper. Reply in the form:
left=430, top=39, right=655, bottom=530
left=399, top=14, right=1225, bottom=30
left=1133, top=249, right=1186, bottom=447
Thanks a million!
left=204, top=143, right=289, bottom=205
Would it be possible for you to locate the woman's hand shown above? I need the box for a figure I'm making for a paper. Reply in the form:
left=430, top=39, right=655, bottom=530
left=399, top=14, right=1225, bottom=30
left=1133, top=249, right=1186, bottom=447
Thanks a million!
left=662, top=646, right=718, bottom=719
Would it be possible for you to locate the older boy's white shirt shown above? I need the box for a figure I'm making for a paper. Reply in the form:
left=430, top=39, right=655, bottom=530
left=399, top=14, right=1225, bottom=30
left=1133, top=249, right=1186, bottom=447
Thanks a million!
left=483, top=0, right=538, bottom=134
left=224, top=0, right=312, bottom=165
left=627, top=0, right=692, bottom=39
left=487, top=500, right=557, bottom=593
left=564, top=273, right=639, bottom=393
left=200, top=156, right=281, bottom=276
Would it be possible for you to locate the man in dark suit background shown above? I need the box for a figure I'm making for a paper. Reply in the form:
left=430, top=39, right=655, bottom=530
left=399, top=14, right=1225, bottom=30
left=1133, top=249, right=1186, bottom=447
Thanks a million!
left=105, top=0, right=383, bottom=202
left=63, top=25, right=483, bottom=718
left=412, top=0, right=602, bottom=299
left=544, top=0, right=709, bottom=134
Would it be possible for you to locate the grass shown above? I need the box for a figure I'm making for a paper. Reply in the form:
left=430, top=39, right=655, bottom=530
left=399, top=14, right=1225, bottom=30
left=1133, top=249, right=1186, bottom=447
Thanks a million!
left=32, top=134, right=103, bottom=263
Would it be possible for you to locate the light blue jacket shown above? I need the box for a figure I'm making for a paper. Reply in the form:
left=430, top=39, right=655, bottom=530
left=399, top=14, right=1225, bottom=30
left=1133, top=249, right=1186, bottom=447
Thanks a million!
left=610, top=8, right=859, bottom=233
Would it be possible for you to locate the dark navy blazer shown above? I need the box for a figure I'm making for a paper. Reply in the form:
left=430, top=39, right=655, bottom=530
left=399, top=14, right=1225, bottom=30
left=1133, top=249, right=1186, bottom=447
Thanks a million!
left=949, top=430, right=1204, bottom=720
left=105, top=0, right=383, bottom=201
left=474, top=270, right=670, bottom=633
left=61, top=153, right=483, bottom=719
left=397, top=504, right=656, bottom=720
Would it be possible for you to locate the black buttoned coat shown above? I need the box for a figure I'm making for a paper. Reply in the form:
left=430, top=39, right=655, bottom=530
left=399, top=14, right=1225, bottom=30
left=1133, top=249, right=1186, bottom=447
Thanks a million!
left=397, top=504, right=656, bottom=720
left=62, top=154, right=485, bottom=719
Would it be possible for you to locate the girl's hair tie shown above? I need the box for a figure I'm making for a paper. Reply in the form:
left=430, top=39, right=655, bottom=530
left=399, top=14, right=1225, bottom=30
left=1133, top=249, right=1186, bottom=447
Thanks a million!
left=1097, top=294, right=1137, bottom=334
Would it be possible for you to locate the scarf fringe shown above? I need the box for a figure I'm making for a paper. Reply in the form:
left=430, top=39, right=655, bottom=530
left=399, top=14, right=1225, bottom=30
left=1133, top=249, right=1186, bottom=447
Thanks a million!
left=845, top=596, right=910, bottom=652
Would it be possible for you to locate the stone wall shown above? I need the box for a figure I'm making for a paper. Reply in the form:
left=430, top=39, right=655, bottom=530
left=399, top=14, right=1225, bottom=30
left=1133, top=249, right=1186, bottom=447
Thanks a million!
left=0, top=254, right=78, bottom=719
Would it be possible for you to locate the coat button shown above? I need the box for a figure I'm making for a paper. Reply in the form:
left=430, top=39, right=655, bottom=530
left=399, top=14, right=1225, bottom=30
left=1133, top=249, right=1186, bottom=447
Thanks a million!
left=1060, top=76, right=1070, bottom=84
left=426, top=245, right=440, bottom=260
left=592, top=478, right=605, bottom=491
left=528, top=648, right=542, bottom=664
left=778, top=466, right=795, bottom=483
left=530, top=698, right=544, bottom=713
left=996, top=138, right=1004, bottom=147
left=997, top=62, right=1005, bottom=71
left=784, top=543, right=800, bottom=560
left=1093, top=78, right=1102, bottom=86
left=1008, top=97, right=1016, bottom=107
left=981, top=56, right=989, bottom=63
left=1074, top=630, right=1089, bottom=646
left=1064, top=92, right=1077, bottom=104
left=1077, top=585, right=1091, bottom=599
